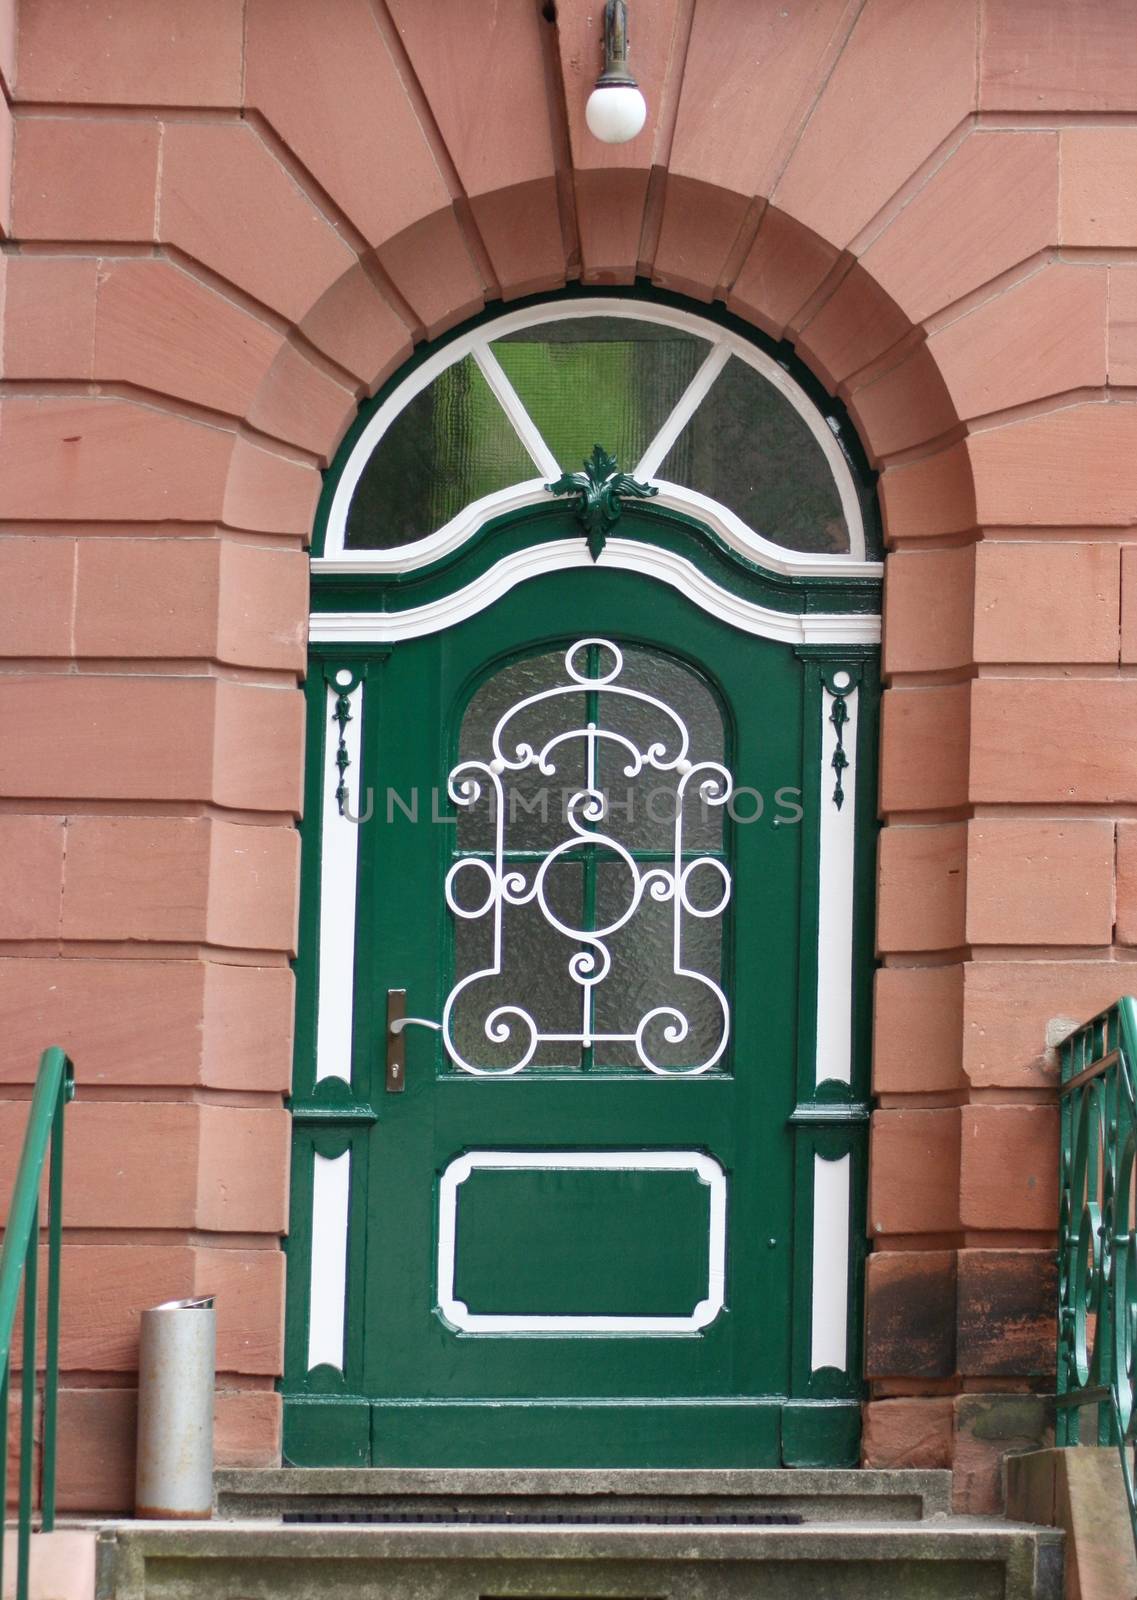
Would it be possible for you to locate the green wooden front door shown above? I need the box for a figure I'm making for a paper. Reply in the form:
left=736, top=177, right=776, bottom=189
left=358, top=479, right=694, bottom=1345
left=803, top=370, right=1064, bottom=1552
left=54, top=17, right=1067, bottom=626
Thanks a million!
left=286, top=513, right=878, bottom=1470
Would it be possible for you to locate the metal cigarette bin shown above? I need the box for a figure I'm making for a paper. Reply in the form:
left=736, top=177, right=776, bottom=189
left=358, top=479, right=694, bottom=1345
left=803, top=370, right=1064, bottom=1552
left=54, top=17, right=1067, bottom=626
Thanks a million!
left=135, top=1295, right=215, bottom=1519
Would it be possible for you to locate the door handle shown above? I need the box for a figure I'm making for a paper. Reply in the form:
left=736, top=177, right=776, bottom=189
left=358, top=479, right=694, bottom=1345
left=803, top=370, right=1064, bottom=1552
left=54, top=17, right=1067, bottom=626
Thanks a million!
left=385, top=988, right=441, bottom=1093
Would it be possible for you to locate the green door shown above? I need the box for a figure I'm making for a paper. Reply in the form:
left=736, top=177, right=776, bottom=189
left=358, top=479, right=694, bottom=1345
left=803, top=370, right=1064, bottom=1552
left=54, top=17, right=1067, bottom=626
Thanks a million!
left=286, top=508, right=878, bottom=1470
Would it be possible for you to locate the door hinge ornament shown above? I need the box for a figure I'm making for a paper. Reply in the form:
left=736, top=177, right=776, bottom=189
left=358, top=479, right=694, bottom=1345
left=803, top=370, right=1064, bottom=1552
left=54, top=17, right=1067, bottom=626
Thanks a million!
left=545, top=444, right=659, bottom=560
left=820, top=665, right=860, bottom=811
left=323, top=664, right=367, bottom=817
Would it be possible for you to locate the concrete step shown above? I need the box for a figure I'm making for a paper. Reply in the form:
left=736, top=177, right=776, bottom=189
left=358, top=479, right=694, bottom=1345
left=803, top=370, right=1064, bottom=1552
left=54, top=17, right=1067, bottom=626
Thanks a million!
left=213, top=1466, right=953, bottom=1525
left=95, top=1518, right=1064, bottom=1600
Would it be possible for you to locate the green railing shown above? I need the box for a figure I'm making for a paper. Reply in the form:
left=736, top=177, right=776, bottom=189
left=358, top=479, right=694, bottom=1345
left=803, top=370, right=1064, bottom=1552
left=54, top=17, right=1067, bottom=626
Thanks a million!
left=0, top=1047, right=74, bottom=1600
left=1057, top=998, right=1137, bottom=1555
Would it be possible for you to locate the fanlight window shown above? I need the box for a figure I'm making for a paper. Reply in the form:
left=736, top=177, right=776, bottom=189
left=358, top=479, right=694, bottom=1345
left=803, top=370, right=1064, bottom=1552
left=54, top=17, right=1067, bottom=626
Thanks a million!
left=324, top=301, right=879, bottom=566
left=445, top=639, right=732, bottom=1076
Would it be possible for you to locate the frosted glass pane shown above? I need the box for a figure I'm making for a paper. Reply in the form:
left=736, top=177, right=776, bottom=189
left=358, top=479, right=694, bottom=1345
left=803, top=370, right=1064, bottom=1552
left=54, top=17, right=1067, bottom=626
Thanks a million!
left=493, top=317, right=707, bottom=476
left=593, top=860, right=725, bottom=1071
left=659, top=356, right=850, bottom=554
left=451, top=864, right=583, bottom=1070
left=345, top=355, right=535, bottom=548
left=597, top=647, right=725, bottom=851
left=457, top=651, right=586, bottom=851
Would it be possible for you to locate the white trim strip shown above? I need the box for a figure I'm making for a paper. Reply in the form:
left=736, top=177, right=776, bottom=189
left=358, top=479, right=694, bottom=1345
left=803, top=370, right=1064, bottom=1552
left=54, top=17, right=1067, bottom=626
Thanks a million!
left=316, top=678, right=363, bottom=1083
left=310, top=539, right=881, bottom=647
left=810, top=1150, right=851, bottom=1373
left=314, top=480, right=882, bottom=583
left=815, top=681, right=859, bottom=1086
left=321, top=295, right=870, bottom=568
left=307, top=1148, right=351, bottom=1372
left=436, top=1150, right=727, bottom=1334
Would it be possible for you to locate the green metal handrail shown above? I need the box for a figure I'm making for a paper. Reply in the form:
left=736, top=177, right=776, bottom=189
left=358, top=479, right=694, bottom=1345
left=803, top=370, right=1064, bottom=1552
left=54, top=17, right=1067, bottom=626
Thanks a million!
left=0, top=1047, right=74, bottom=1600
left=1057, top=998, right=1137, bottom=1557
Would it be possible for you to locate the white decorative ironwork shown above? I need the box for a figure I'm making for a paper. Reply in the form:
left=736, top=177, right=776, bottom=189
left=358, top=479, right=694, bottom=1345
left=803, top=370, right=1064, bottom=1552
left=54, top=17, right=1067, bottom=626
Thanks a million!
left=441, top=638, right=734, bottom=1075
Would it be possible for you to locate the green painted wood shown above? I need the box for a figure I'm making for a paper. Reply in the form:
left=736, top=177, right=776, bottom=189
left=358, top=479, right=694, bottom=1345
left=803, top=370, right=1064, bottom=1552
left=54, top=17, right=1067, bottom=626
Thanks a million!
left=453, top=1166, right=711, bottom=1317
left=781, top=1402, right=862, bottom=1469
left=284, top=1398, right=371, bottom=1469
left=291, top=332, right=881, bottom=1466
left=369, top=1402, right=783, bottom=1469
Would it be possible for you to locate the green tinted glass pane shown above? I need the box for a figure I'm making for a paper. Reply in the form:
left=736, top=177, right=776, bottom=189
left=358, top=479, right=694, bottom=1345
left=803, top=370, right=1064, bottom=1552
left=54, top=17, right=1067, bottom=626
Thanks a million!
left=345, top=355, right=536, bottom=548
left=457, top=650, right=586, bottom=852
left=659, top=356, right=850, bottom=554
left=593, top=857, right=725, bottom=1071
left=493, top=317, right=708, bottom=476
left=597, top=646, right=725, bottom=852
left=451, top=863, right=583, bottom=1070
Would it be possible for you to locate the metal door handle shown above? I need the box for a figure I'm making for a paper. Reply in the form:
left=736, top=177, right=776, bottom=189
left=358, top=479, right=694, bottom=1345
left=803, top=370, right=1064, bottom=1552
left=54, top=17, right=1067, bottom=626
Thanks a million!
left=385, top=989, right=441, bottom=1093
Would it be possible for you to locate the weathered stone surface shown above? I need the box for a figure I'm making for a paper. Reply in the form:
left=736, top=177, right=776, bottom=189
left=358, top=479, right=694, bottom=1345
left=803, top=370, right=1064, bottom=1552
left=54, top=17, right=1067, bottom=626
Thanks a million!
left=214, top=1465, right=954, bottom=1523
left=956, top=1251, right=1057, bottom=1378
left=862, top=1399, right=955, bottom=1472
left=953, top=1394, right=1054, bottom=1515
left=95, top=1517, right=1062, bottom=1600
left=864, top=1251, right=957, bottom=1378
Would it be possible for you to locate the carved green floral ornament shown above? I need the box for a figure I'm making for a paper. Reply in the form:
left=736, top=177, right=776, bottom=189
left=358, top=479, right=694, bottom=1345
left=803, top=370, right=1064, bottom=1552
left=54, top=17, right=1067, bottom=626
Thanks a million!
left=545, top=444, right=659, bottom=561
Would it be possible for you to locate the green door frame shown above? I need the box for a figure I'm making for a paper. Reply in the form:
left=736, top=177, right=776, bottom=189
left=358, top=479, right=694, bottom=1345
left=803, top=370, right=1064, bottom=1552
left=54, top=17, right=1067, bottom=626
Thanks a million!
left=284, top=289, right=882, bottom=1470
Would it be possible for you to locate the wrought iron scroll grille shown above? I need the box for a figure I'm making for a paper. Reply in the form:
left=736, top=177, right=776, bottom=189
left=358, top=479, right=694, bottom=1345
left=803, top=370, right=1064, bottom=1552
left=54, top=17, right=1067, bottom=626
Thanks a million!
left=1057, top=996, right=1137, bottom=1558
left=442, top=638, right=734, bottom=1076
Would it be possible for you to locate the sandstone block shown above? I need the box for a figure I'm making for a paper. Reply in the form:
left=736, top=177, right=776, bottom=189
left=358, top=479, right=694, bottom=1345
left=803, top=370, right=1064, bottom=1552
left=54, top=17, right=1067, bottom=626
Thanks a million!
left=160, top=122, right=354, bottom=324
left=0, top=255, right=97, bottom=379
left=862, top=1397, right=954, bottom=1470
left=956, top=1249, right=1057, bottom=1378
left=12, top=117, right=159, bottom=241
left=774, top=0, right=976, bottom=250
left=1060, top=127, right=1137, bottom=247
left=0, top=535, right=75, bottom=657
left=0, top=817, right=64, bottom=941
left=958, top=1104, right=1059, bottom=1232
left=953, top=1393, right=1054, bottom=1514
left=970, top=679, right=1137, bottom=803
left=883, top=547, right=974, bottom=676
left=869, top=1107, right=961, bottom=1237
left=864, top=1250, right=957, bottom=1378
left=877, top=824, right=967, bottom=954
left=873, top=964, right=965, bottom=1095
left=17, top=0, right=243, bottom=106
left=973, top=541, right=1119, bottom=666
left=969, top=404, right=1137, bottom=528
left=965, top=818, right=1114, bottom=947
left=863, top=132, right=1058, bottom=326
left=980, top=0, right=1137, bottom=112
left=879, top=683, right=970, bottom=815
left=927, top=263, right=1107, bottom=421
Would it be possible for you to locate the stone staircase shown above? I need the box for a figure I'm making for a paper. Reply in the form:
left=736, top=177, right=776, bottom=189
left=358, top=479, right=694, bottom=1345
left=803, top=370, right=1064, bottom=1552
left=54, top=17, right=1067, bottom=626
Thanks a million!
left=89, top=1469, right=1063, bottom=1598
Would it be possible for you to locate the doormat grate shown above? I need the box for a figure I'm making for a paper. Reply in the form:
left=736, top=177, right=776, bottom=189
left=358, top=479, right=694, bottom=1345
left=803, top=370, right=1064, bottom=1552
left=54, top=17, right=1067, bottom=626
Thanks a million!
left=282, top=1508, right=804, bottom=1527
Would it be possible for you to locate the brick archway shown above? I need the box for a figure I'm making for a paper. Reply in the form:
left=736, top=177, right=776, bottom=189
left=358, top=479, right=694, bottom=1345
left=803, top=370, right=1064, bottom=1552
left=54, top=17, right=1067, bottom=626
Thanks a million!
left=2, top=0, right=1135, bottom=1513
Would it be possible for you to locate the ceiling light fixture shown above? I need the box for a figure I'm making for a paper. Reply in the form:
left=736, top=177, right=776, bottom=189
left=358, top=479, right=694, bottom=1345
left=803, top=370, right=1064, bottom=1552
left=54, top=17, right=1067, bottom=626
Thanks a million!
left=585, top=1, right=647, bottom=145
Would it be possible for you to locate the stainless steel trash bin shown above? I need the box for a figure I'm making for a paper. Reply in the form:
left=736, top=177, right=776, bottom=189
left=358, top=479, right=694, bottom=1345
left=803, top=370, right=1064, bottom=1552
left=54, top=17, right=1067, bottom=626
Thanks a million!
left=135, top=1296, right=215, bottom=1519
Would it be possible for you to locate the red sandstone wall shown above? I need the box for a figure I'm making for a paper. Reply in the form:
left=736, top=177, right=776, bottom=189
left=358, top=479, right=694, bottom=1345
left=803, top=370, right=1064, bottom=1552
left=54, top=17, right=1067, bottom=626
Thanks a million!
left=1, top=0, right=1135, bottom=1512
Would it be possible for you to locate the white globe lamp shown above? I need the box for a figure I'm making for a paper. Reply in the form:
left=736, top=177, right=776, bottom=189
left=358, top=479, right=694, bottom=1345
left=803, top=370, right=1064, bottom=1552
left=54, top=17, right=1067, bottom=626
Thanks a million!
left=585, top=1, right=647, bottom=147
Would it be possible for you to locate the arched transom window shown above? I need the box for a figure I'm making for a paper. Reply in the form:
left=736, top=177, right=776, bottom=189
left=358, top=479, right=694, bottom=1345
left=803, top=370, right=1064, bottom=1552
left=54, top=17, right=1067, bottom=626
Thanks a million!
left=319, top=299, right=881, bottom=574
